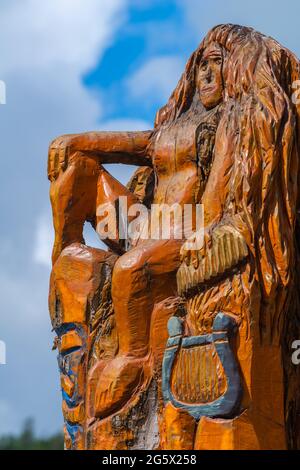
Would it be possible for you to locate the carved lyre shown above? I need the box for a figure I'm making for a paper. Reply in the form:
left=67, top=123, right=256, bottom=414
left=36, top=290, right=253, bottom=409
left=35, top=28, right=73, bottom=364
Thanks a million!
left=162, top=312, right=242, bottom=420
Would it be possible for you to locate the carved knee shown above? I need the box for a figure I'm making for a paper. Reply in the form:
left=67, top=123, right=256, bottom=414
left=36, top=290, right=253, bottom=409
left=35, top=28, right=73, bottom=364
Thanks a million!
left=112, top=249, right=150, bottom=300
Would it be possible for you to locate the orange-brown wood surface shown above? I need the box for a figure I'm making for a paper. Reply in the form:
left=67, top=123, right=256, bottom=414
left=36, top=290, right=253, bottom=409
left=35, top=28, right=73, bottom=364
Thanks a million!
left=48, top=24, right=300, bottom=450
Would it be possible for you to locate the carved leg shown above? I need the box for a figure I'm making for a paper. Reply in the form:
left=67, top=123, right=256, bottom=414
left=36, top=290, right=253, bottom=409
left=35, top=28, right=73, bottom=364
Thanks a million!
left=49, top=152, right=101, bottom=264
left=93, top=239, right=182, bottom=418
left=50, top=151, right=142, bottom=264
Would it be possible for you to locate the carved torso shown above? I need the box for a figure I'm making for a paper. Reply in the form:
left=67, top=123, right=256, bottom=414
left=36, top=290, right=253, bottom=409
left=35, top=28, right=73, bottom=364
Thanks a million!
left=151, top=104, right=222, bottom=206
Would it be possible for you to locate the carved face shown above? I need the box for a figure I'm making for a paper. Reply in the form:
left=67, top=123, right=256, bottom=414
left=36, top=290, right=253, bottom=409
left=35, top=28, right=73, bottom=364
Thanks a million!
left=197, top=43, right=223, bottom=109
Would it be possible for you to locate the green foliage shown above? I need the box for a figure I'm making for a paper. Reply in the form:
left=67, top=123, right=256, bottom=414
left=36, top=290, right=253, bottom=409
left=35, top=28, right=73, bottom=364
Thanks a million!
left=0, top=418, right=64, bottom=450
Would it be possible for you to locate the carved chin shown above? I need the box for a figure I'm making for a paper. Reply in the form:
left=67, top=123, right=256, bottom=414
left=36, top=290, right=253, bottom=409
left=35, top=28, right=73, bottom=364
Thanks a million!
left=200, top=92, right=223, bottom=110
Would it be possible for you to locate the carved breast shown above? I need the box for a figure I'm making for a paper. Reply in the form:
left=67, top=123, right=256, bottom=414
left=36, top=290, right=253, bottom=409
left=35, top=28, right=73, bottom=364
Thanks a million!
left=152, top=117, right=198, bottom=176
left=151, top=106, right=222, bottom=206
left=151, top=115, right=201, bottom=207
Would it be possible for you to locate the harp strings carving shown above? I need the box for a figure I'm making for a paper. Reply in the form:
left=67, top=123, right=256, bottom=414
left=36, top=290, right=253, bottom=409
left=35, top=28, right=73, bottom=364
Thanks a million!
left=171, top=343, right=227, bottom=404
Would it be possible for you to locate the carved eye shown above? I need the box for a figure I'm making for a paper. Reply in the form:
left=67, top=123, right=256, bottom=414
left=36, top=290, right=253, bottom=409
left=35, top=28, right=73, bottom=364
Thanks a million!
left=200, top=60, right=208, bottom=70
left=214, top=57, right=222, bottom=65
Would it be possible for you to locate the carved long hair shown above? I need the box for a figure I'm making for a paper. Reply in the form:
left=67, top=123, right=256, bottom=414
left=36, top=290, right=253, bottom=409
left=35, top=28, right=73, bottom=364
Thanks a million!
left=156, top=24, right=300, bottom=447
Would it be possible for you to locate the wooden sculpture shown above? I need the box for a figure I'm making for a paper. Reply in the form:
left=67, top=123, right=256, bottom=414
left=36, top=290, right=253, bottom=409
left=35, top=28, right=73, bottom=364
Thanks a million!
left=48, top=24, right=300, bottom=450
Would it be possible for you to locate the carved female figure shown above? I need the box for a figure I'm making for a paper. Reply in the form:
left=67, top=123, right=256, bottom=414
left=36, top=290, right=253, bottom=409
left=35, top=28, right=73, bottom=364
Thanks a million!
left=48, top=24, right=300, bottom=448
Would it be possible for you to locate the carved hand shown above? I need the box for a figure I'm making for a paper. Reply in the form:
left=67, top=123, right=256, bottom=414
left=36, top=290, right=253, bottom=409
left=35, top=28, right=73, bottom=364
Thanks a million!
left=178, top=224, right=249, bottom=295
left=180, top=229, right=211, bottom=268
left=48, top=135, right=78, bottom=182
left=180, top=224, right=248, bottom=272
left=48, top=131, right=153, bottom=182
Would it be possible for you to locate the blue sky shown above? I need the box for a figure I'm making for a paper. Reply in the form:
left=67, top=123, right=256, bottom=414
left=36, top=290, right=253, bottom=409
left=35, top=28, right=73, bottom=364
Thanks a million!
left=1, top=0, right=300, bottom=437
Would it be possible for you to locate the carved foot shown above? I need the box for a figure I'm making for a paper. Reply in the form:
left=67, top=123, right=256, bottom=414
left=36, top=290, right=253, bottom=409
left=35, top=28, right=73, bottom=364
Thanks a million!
left=94, top=356, right=146, bottom=419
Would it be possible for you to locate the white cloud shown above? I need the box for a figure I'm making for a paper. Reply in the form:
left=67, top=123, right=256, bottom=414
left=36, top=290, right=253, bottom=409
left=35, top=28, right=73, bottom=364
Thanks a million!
left=0, top=0, right=127, bottom=74
left=126, top=55, right=184, bottom=103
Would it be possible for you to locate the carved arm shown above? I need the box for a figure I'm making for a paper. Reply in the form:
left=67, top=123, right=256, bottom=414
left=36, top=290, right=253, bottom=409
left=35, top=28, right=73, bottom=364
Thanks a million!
left=48, top=130, right=153, bottom=181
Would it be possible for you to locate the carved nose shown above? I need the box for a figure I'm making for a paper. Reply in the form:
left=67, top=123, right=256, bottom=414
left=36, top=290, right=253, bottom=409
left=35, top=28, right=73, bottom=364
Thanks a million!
left=206, top=68, right=212, bottom=82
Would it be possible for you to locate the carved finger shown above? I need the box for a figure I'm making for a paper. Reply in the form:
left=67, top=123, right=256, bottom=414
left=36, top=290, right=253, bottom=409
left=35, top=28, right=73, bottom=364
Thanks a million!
left=191, top=249, right=201, bottom=269
left=201, top=230, right=212, bottom=258
left=237, top=235, right=249, bottom=258
left=59, top=146, right=68, bottom=173
left=223, top=231, right=232, bottom=270
left=184, top=249, right=191, bottom=266
left=226, top=227, right=240, bottom=265
left=180, top=243, right=191, bottom=266
left=210, top=242, right=219, bottom=277
left=222, top=229, right=234, bottom=268
left=54, top=149, right=60, bottom=178
left=48, top=148, right=59, bottom=181
left=180, top=245, right=186, bottom=263
left=47, top=148, right=55, bottom=181
left=176, top=266, right=184, bottom=295
left=216, top=229, right=226, bottom=273
left=204, top=248, right=213, bottom=279
left=194, top=259, right=204, bottom=284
